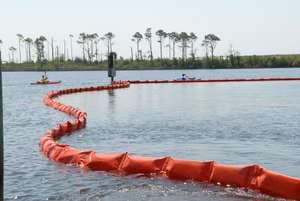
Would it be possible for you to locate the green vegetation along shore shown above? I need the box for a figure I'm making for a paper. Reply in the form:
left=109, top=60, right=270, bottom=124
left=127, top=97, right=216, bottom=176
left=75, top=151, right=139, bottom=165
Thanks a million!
left=2, top=54, right=300, bottom=71
left=2, top=31, right=299, bottom=71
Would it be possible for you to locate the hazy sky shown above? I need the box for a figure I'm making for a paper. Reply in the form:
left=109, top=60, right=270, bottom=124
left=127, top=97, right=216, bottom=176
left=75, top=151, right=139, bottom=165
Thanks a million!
left=0, top=0, right=300, bottom=62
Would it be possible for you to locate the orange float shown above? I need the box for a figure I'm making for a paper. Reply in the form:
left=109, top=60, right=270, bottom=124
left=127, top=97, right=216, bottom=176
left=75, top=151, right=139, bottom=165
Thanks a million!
left=40, top=80, right=300, bottom=200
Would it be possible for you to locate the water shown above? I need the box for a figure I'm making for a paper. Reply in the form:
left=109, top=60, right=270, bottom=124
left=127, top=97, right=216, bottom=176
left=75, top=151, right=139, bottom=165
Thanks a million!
left=3, top=68, right=300, bottom=201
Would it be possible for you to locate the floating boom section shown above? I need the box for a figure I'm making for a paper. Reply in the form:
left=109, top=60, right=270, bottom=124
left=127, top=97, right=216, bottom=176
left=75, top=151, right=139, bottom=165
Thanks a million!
left=40, top=80, right=300, bottom=201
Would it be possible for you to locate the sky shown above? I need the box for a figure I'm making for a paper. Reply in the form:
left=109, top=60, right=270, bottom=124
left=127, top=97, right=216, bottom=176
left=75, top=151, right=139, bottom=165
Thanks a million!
left=0, top=0, right=300, bottom=62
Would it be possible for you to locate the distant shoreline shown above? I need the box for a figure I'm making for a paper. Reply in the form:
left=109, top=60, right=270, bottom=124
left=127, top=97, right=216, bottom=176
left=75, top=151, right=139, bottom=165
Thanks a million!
left=2, top=54, right=300, bottom=71
left=2, top=66, right=300, bottom=73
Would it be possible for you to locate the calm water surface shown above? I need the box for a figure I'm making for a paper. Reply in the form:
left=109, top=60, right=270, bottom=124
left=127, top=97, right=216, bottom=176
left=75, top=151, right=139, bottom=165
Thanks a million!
left=3, top=69, right=300, bottom=201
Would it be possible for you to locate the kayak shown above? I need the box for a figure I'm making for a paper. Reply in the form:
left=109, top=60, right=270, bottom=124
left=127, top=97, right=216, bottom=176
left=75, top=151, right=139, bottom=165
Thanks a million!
left=174, top=77, right=198, bottom=81
left=31, top=81, right=62, bottom=85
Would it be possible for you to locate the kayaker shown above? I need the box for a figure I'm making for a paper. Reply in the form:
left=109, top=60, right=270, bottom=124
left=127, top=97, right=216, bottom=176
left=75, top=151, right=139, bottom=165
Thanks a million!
left=41, top=75, right=48, bottom=83
left=182, top=74, right=187, bottom=80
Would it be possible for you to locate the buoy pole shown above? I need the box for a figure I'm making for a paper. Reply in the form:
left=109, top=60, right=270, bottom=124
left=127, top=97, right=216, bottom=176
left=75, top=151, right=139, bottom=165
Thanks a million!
left=107, top=52, right=116, bottom=85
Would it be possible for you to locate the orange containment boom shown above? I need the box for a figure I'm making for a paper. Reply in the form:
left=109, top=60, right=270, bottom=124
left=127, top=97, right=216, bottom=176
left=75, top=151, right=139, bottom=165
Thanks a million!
left=40, top=80, right=300, bottom=200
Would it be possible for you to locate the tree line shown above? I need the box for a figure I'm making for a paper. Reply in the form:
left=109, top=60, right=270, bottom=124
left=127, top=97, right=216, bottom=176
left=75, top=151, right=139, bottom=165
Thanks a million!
left=0, top=29, right=220, bottom=64
left=0, top=33, right=114, bottom=63
left=1, top=29, right=300, bottom=70
left=131, top=29, right=220, bottom=62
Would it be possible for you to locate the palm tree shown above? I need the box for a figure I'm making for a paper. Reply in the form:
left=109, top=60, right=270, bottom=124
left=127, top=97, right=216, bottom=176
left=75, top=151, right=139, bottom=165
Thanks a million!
left=90, top=33, right=99, bottom=62
left=44, top=37, right=55, bottom=61
left=77, top=33, right=99, bottom=62
left=24, top=38, right=33, bottom=62
left=130, top=47, right=133, bottom=60
left=155, top=30, right=168, bottom=59
left=144, top=28, right=153, bottom=60
left=17, top=34, right=24, bottom=63
left=77, top=33, right=87, bottom=60
left=168, top=32, right=179, bottom=59
left=69, top=34, right=74, bottom=60
left=189, top=32, right=197, bottom=59
left=79, top=33, right=97, bottom=62
left=9, top=47, right=17, bottom=63
left=63, top=40, right=66, bottom=61
left=34, top=36, right=47, bottom=62
left=0, top=39, right=3, bottom=51
left=201, top=39, right=209, bottom=60
left=101, top=32, right=115, bottom=55
left=204, top=34, right=221, bottom=63
left=178, top=32, right=190, bottom=60
left=94, top=39, right=99, bottom=61
left=166, top=33, right=172, bottom=59
left=132, top=32, right=143, bottom=60
left=106, top=32, right=115, bottom=53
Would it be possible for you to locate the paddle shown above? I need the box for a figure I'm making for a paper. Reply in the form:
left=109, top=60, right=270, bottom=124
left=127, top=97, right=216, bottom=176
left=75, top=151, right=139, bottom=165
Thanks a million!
left=185, top=74, right=196, bottom=80
left=43, top=71, right=49, bottom=83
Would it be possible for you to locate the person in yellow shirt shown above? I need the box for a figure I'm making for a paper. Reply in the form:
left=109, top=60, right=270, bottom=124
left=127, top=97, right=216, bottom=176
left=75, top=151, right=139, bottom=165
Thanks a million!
left=41, top=74, right=48, bottom=83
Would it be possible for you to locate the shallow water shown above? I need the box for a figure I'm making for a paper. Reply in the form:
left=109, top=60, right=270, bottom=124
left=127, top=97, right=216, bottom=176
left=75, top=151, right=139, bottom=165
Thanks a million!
left=3, top=68, right=300, bottom=201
